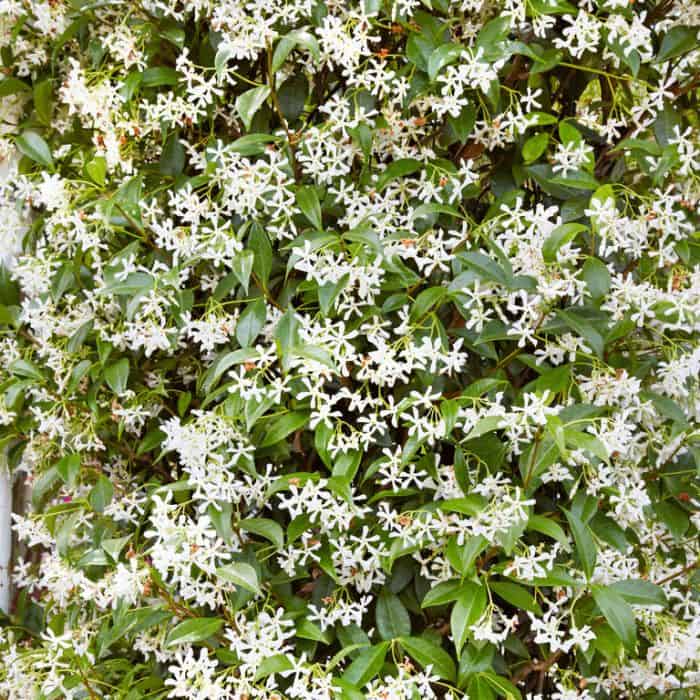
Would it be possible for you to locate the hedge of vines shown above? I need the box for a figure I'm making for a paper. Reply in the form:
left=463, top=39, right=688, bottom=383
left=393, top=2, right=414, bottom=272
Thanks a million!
left=0, top=0, right=699, bottom=698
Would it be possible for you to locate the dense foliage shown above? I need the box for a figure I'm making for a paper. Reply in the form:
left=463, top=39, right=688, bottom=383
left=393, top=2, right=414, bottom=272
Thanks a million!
left=0, top=0, right=699, bottom=698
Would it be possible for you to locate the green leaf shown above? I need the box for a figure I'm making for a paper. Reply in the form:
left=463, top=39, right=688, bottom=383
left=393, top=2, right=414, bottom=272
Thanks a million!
left=141, top=67, right=180, bottom=86
left=101, top=535, right=130, bottom=562
left=230, top=251, right=255, bottom=295
left=86, top=157, right=107, bottom=186
left=559, top=121, right=582, bottom=146
left=291, top=344, right=338, bottom=373
left=55, top=454, right=81, bottom=487
left=331, top=449, right=362, bottom=482
left=16, top=131, right=53, bottom=168
left=410, top=286, right=447, bottom=321
left=105, top=358, right=130, bottom=395
left=490, top=581, right=542, bottom=615
left=399, top=636, right=456, bottom=682
left=89, top=475, right=114, bottom=513
left=526, top=514, right=570, bottom=550
left=208, top=503, right=234, bottom=545
left=227, top=134, right=280, bottom=157
left=563, top=508, right=597, bottom=580
left=296, top=618, right=332, bottom=643
left=200, top=348, right=258, bottom=395
left=216, top=562, right=261, bottom=595
left=239, top=517, right=284, bottom=549
left=444, top=536, right=489, bottom=580
left=466, top=674, right=497, bottom=700
left=31, top=468, right=59, bottom=509
left=475, top=16, right=512, bottom=61
left=428, top=43, right=463, bottom=81
left=530, top=565, right=584, bottom=588
left=523, top=132, right=549, bottom=163
left=609, top=579, right=667, bottom=608
left=253, top=653, right=294, bottom=681
left=341, top=642, right=389, bottom=687
left=412, top=202, right=464, bottom=221
left=296, top=185, right=323, bottom=230
left=451, top=583, right=487, bottom=654
left=249, top=223, right=273, bottom=286
left=446, top=104, right=475, bottom=144
left=462, top=415, right=503, bottom=442
left=236, top=86, right=271, bottom=131
left=236, top=297, right=267, bottom=348
left=479, top=671, right=522, bottom=699
left=10, top=358, right=44, bottom=382
left=214, top=45, right=234, bottom=80
left=376, top=590, right=411, bottom=640
left=555, top=309, right=604, bottom=358
left=655, top=500, right=690, bottom=539
left=66, top=322, right=92, bottom=354
left=272, top=30, right=320, bottom=73
left=165, top=618, right=223, bottom=648
left=159, top=133, right=185, bottom=176
left=542, top=223, right=587, bottom=262
left=278, top=74, right=308, bottom=122
left=376, top=158, right=422, bottom=191
left=274, top=306, right=300, bottom=365
left=33, top=79, right=53, bottom=125
left=258, top=411, right=308, bottom=448
left=655, top=26, right=698, bottom=63
left=0, top=77, right=30, bottom=97
left=458, top=645, right=495, bottom=687
left=318, top=273, right=349, bottom=315
left=422, top=579, right=469, bottom=608
left=459, top=251, right=510, bottom=286
left=583, top=257, right=611, bottom=300
left=564, top=429, right=608, bottom=463
left=654, top=104, right=681, bottom=147
left=591, top=585, right=637, bottom=650
left=334, top=679, right=366, bottom=700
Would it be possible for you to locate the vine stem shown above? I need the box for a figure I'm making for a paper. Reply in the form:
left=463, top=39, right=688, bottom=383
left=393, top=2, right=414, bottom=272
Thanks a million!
left=512, top=649, right=563, bottom=685
left=266, top=41, right=299, bottom=180
left=655, top=560, right=699, bottom=586
left=0, top=466, right=10, bottom=613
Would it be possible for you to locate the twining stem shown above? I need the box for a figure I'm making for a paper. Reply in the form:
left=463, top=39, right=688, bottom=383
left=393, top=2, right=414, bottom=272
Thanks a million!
left=655, top=560, right=699, bottom=586
left=266, top=41, right=299, bottom=180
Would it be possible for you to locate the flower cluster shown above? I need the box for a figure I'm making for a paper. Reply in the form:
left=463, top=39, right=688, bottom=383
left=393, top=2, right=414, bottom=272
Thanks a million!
left=0, top=0, right=698, bottom=698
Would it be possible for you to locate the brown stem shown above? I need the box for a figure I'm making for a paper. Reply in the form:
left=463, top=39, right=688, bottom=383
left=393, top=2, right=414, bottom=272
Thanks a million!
left=266, top=41, right=299, bottom=181
left=655, top=560, right=699, bottom=586
left=79, top=668, right=100, bottom=700
left=513, top=649, right=563, bottom=685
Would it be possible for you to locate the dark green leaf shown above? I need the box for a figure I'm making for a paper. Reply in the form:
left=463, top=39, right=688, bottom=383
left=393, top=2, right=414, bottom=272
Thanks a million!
left=655, top=27, right=698, bottom=63
left=451, top=583, right=487, bottom=654
left=591, top=585, right=637, bottom=650
left=376, top=159, right=422, bottom=191
left=236, top=86, right=271, bottom=131
left=399, top=636, right=456, bottom=682
left=236, top=297, right=267, bottom=348
left=16, top=131, right=53, bottom=168
left=376, top=590, right=411, bottom=640
left=105, top=358, right=130, bottom=395
left=609, top=579, right=667, bottom=608
left=165, top=618, right=224, bottom=647
left=89, top=475, right=114, bottom=513
left=342, top=642, right=389, bottom=687
left=216, top=562, right=261, bottom=595
left=563, top=508, right=597, bottom=579
left=296, top=185, right=323, bottom=230
left=239, top=517, right=284, bottom=549
left=258, top=411, right=308, bottom=448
